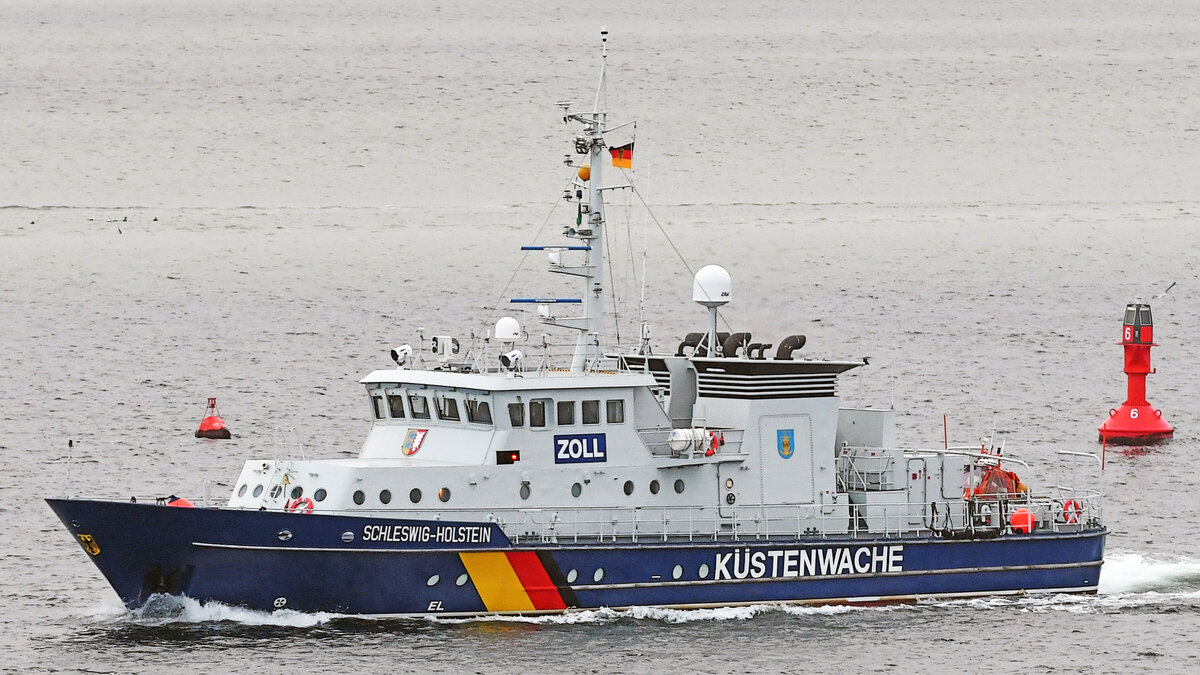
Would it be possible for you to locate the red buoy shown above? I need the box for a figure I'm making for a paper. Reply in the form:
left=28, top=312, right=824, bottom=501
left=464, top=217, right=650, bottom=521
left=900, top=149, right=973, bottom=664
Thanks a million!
left=196, top=397, right=232, bottom=439
left=1098, top=302, right=1173, bottom=444
left=1009, top=508, right=1035, bottom=534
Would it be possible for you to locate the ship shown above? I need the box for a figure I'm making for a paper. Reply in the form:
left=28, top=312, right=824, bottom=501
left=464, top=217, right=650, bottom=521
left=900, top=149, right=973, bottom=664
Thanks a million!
left=47, top=32, right=1106, bottom=617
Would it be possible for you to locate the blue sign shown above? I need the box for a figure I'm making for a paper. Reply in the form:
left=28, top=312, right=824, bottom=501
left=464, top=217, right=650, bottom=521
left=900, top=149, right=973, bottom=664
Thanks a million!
left=554, top=434, right=607, bottom=464
left=777, top=429, right=795, bottom=459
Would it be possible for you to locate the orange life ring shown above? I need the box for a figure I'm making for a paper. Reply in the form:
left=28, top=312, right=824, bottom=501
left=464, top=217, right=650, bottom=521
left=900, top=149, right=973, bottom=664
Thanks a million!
left=1062, top=499, right=1082, bottom=524
left=286, top=497, right=315, bottom=514
left=706, top=431, right=721, bottom=457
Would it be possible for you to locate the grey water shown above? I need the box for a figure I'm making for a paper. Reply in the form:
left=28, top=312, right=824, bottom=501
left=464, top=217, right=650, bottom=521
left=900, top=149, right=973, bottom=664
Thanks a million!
left=3, top=1, right=1200, bottom=672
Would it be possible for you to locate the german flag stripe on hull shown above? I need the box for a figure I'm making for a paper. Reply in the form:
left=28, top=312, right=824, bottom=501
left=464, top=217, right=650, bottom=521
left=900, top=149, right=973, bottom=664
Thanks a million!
left=459, top=551, right=576, bottom=612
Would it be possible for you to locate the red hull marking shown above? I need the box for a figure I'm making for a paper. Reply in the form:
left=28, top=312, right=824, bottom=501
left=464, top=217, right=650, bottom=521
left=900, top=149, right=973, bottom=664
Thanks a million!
left=505, top=551, right=567, bottom=610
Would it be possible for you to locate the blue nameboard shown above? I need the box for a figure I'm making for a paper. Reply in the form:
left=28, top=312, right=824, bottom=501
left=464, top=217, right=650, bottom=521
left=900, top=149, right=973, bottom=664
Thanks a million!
left=554, top=434, right=607, bottom=464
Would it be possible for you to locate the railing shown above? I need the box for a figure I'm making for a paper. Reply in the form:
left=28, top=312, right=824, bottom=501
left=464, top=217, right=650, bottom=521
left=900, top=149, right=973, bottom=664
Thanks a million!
left=243, top=489, right=1102, bottom=545
left=501, top=491, right=1103, bottom=543
left=637, top=426, right=745, bottom=459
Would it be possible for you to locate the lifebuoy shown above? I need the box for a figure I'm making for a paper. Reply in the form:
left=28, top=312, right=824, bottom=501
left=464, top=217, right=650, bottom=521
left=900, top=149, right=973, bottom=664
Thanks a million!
left=286, top=497, right=315, bottom=514
left=1062, top=499, right=1082, bottom=524
left=706, top=431, right=722, bottom=457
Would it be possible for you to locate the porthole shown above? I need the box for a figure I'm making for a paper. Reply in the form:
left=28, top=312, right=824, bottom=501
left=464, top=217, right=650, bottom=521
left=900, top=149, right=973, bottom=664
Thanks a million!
left=649, top=480, right=660, bottom=495
left=672, top=564, right=684, bottom=580
left=269, top=484, right=283, bottom=499
left=519, top=484, right=531, bottom=500
left=290, top=486, right=303, bottom=499
left=410, top=488, right=422, bottom=504
left=237, top=484, right=247, bottom=497
left=567, top=569, right=578, bottom=583
left=439, top=487, right=451, bottom=502
left=379, top=489, right=392, bottom=505
left=674, top=479, right=685, bottom=494
left=456, top=573, right=469, bottom=587
left=593, top=568, right=605, bottom=583
left=426, top=574, right=440, bottom=587
left=353, top=490, right=365, bottom=505
left=623, top=480, right=634, bottom=496
left=314, top=488, right=327, bottom=502
left=571, top=482, right=582, bottom=498
left=252, top=484, right=264, bottom=498
left=699, top=563, right=710, bottom=579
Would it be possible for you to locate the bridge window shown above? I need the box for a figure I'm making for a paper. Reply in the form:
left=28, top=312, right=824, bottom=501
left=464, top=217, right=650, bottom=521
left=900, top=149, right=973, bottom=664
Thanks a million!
left=530, top=399, right=549, bottom=428
left=508, top=402, right=525, bottom=427
left=466, top=399, right=492, bottom=424
left=557, top=400, right=575, bottom=425
left=387, top=394, right=405, bottom=418
left=606, top=399, right=625, bottom=424
left=409, top=395, right=431, bottom=419
left=582, top=400, right=600, bottom=425
left=372, top=395, right=386, bottom=420
left=434, top=396, right=460, bottom=421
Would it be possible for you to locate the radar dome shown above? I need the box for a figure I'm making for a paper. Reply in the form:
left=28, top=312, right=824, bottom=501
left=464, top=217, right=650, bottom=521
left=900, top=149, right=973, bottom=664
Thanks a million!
left=693, top=265, right=732, bottom=308
left=495, top=316, right=521, bottom=342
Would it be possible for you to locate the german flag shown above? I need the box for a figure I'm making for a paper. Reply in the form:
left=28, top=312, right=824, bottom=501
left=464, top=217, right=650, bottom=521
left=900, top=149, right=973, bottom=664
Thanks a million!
left=609, top=142, right=634, bottom=169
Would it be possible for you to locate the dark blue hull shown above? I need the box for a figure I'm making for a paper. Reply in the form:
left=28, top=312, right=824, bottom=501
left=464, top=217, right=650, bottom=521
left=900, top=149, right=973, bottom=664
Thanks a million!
left=48, top=498, right=1106, bottom=616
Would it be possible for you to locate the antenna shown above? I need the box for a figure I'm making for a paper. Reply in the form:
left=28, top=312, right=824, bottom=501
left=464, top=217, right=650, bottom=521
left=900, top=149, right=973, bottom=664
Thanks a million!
left=1153, top=281, right=1176, bottom=299
left=594, top=29, right=608, bottom=113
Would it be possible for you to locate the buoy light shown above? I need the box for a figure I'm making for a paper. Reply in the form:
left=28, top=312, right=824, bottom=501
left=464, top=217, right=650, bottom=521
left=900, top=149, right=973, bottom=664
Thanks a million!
left=195, top=397, right=232, bottom=439
left=577, top=165, right=591, bottom=182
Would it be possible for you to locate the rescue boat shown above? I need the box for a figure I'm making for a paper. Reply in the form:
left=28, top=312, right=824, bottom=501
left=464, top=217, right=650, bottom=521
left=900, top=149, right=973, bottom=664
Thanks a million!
left=47, top=33, right=1106, bottom=617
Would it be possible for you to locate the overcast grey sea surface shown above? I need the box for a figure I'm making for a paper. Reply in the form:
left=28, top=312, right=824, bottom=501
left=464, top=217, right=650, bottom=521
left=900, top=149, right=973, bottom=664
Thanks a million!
left=4, top=1, right=1200, bottom=673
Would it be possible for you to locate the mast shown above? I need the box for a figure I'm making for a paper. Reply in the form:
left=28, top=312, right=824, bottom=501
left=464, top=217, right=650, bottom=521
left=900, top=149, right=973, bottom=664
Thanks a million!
left=576, top=31, right=608, bottom=372
left=548, top=30, right=612, bottom=373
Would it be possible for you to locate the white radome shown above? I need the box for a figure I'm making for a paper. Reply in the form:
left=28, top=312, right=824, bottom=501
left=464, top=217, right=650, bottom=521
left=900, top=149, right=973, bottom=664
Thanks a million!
left=693, top=264, right=732, bottom=308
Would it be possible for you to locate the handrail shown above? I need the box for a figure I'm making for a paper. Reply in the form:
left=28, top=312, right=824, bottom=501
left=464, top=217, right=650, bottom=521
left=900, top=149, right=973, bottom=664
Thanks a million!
left=215, top=490, right=1104, bottom=544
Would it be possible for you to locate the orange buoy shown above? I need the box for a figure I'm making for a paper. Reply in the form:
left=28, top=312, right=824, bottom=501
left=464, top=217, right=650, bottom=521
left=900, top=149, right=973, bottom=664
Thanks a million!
left=195, top=397, right=232, bottom=439
left=577, top=164, right=591, bottom=181
left=1010, top=507, right=1036, bottom=534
